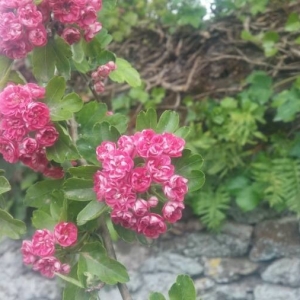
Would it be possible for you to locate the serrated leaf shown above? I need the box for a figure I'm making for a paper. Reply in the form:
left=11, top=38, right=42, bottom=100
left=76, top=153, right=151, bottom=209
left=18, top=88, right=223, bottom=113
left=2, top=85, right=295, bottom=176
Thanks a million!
left=78, top=242, right=129, bottom=285
left=32, top=209, right=56, bottom=230
left=64, top=179, right=96, bottom=201
left=109, top=58, right=141, bottom=87
left=0, top=208, right=26, bottom=239
left=45, top=77, right=83, bottom=121
left=186, top=170, right=205, bottom=192
left=156, top=111, right=179, bottom=133
left=0, top=176, right=11, bottom=195
left=173, top=149, right=204, bottom=175
left=25, top=179, right=64, bottom=207
left=46, top=123, right=80, bottom=163
left=174, top=127, right=190, bottom=139
left=32, top=44, right=55, bottom=82
left=168, top=275, right=196, bottom=300
left=77, top=200, right=107, bottom=225
left=136, top=109, right=158, bottom=131
left=149, top=292, right=167, bottom=300
left=68, top=166, right=100, bottom=180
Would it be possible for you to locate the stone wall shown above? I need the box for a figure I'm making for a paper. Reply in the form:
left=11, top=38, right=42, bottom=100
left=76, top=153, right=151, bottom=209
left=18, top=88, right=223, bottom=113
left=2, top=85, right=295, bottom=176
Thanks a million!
left=2, top=215, right=300, bottom=300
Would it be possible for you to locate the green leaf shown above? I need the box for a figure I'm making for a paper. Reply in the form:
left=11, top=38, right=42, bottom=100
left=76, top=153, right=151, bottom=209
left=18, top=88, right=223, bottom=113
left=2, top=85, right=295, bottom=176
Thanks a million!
left=285, top=13, right=300, bottom=32
left=24, top=179, right=64, bottom=207
left=173, top=149, right=204, bottom=175
left=52, top=37, right=72, bottom=79
left=168, top=275, right=196, bottom=300
left=32, top=209, right=56, bottom=230
left=77, top=201, right=107, bottom=225
left=0, top=176, right=11, bottom=195
left=45, top=76, right=83, bottom=121
left=113, top=224, right=136, bottom=243
left=136, top=108, right=158, bottom=131
left=68, top=166, right=100, bottom=180
left=46, top=123, right=80, bottom=163
left=186, top=170, right=205, bottom=192
left=226, top=176, right=250, bottom=196
left=78, top=242, right=129, bottom=285
left=235, top=185, right=262, bottom=212
left=0, top=55, right=13, bottom=90
left=0, top=208, right=26, bottom=239
left=32, top=44, right=55, bottom=82
left=64, top=179, right=96, bottom=201
left=71, top=40, right=85, bottom=63
left=149, top=292, right=167, bottom=300
left=109, top=58, right=141, bottom=87
left=96, top=50, right=116, bottom=65
left=56, top=273, right=84, bottom=289
left=156, top=111, right=179, bottom=133
left=174, top=127, right=190, bottom=139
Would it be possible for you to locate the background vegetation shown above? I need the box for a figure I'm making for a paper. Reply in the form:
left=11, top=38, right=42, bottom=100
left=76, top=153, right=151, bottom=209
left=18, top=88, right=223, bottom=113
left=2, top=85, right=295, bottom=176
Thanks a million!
left=2, top=0, right=300, bottom=231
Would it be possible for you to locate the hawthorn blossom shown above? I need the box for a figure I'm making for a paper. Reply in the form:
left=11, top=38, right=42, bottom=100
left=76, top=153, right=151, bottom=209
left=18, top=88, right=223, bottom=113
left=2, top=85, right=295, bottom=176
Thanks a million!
left=31, top=229, right=55, bottom=257
left=54, top=222, right=78, bottom=247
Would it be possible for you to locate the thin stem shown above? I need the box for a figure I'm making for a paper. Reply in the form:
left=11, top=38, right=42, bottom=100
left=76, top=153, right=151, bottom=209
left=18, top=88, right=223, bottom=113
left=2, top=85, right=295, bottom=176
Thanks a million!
left=98, top=215, right=133, bottom=300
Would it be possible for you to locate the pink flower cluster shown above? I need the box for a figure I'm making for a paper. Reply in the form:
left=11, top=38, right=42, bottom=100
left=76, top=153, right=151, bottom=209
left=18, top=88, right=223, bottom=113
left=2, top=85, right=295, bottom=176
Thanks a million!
left=0, top=83, right=63, bottom=178
left=21, top=222, right=78, bottom=278
left=0, top=0, right=47, bottom=59
left=93, top=129, right=188, bottom=239
left=91, top=61, right=117, bottom=93
left=43, top=0, right=103, bottom=45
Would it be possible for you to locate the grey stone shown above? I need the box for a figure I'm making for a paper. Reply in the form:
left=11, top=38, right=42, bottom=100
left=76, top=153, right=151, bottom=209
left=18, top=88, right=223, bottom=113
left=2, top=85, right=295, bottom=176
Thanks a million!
left=133, top=272, right=177, bottom=300
left=250, top=217, right=300, bottom=262
left=254, top=284, right=300, bottom=300
left=140, top=252, right=203, bottom=276
left=183, top=222, right=253, bottom=258
left=261, top=258, right=300, bottom=287
left=194, top=277, right=215, bottom=293
left=0, top=239, right=61, bottom=300
left=203, top=257, right=259, bottom=283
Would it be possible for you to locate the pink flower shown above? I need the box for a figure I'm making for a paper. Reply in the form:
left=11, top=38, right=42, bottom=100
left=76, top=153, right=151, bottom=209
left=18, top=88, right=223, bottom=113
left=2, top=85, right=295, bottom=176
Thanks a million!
left=162, top=133, right=185, bottom=157
left=137, top=213, right=167, bottom=239
left=28, top=25, right=47, bottom=47
left=94, top=170, right=109, bottom=201
left=61, top=263, right=71, bottom=274
left=61, top=27, right=81, bottom=45
left=0, top=12, right=23, bottom=42
left=0, top=138, right=19, bottom=163
left=89, top=0, right=102, bottom=10
left=132, top=199, right=149, bottom=217
left=95, top=65, right=111, bottom=78
left=79, top=6, right=97, bottom=26
left=94, top=81, right=105, bottom=93
left=21, top=240, right=37, bottom=265
left=1, top=40, right=31, bottom=59
left=111, top=210, right=137, bottom=229
left=1, top=117, right=27, bottom=141
left=130, top=167, right=151, bottom=192
left=162, top=201, right=185, bottom=223
left=20, top=138, right=38, bottom=155
left=117, top=135, right=135, bottom=157
left=102, top=150, right=134, bottom=180
left=50, top=0, right=81, bottom=23
left=36, top=125, right=59, bottom=147
left=54, top=222, right=78, bottom=247
left=20, top=150, right=49, bottom=173
left=163, top=175, right=188, bottom=202
left=134, top=129, right=156, bottom=158
left=106, top=61, right=117, bottom=71
left=0, top=84, right=32, bottom=116
left=23, top=102, right=50, bottom=130
left=96, top=141, right=116, bottom=162
left=84, top=21, right=102, bottom=42
left=24, top=83, right=45, bottom=100
left=33, top=256, right=62, bottom=278
left=146, top=156, right=175, bottom=183
left=32, top=229, right=55, bottom=257
left=18, top=4, right=43, bottom=28
left=147, top=196, right=158, bottom=208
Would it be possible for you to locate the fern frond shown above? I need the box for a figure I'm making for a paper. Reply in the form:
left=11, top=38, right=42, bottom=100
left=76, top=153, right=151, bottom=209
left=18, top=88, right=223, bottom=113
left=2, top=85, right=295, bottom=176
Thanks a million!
left=189, top=187, right=231, bottom=230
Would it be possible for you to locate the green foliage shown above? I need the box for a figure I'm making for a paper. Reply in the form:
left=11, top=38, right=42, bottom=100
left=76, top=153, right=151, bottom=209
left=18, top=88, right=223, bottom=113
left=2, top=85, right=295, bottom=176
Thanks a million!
left=168, top=275, right=196, bottom=300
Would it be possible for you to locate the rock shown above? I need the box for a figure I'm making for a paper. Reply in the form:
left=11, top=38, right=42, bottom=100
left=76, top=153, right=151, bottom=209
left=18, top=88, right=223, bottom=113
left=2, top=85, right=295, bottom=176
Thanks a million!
left=250, top=217, right=300, bottom=262
left=261, top=258, right=300, bottom=287
left=228, top=203, right=279, bottom=225
left=132, top=272, right=177, bottom=300
left=203, top=257, right=259, bottom=283
left=0, top=239, right=61, bottom=300
left=214, top=276, right=259, bottom=300
left=183, top=222, right=253, bottom=258
left=140, top=252, right=204, bottom=276
left=194, top=277, right=215, bottom=293
left=254, top=284, right=300, bottom=300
